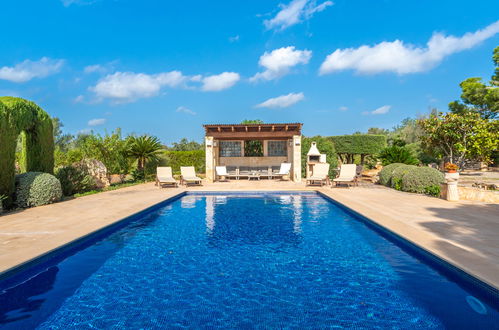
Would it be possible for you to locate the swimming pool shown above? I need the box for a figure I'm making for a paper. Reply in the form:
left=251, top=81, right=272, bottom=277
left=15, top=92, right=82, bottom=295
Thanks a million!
left=0, top=192, right=498, bottom=328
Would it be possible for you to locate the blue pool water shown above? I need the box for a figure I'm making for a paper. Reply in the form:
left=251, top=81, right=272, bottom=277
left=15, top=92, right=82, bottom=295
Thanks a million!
left=0, top=192, right=498, bottom=329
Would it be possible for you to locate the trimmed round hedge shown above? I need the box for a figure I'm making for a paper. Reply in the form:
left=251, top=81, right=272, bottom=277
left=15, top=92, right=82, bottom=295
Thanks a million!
left=378, top=163, right=405, bottom=186
left=401, top=167, right=444, bottom=196
left=15, top=172, right=62, bottom=208
left=390, top=165, right=418, bottom=190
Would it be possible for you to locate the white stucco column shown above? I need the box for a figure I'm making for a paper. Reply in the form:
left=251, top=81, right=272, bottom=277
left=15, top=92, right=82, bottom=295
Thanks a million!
left=292, top=135, right=302, bottom=182
left=205, top=136, right=215, bottom=183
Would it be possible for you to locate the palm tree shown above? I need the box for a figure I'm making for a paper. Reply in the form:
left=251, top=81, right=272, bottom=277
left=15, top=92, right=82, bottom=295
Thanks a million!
left=126, top=135, right=163, bottom=179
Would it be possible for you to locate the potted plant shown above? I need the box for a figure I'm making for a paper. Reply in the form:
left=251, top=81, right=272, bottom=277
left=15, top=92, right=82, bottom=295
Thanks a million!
left=444, top=162, right=459, bottom=173
left=443, top=163, right=460, bottom=201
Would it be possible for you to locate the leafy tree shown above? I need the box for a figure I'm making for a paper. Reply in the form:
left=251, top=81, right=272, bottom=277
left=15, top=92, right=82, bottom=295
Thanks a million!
left=244, top=140, right=263, bottom=156
left=241, top=119, right=264, bottom=124
left=367, top=127, right=389, bottom=135
left=492, top=45, right=499, bottom=86
left=170, top=138, right=202, bottom=151
left=126, top=135, right=163, bottom=179
left=418, top=111, right=498, bottom=169
left=449, top=47, right=499, bottom=119
left=99, top=129, right=133, bottom=175
left=390, top=118, right=422, bottom=145
left=52, top=117, right=73, bottom=151
left=55, top=129, right=134, bottom=176
left=239, top=120, right=265, bottom=156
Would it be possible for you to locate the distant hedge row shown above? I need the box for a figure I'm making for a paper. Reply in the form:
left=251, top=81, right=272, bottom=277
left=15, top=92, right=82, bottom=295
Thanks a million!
left=378, top=163, right=444, bottom=197
left=330, top=135, right=386, bottom=164
left=158, top=150, right=205, bottom=174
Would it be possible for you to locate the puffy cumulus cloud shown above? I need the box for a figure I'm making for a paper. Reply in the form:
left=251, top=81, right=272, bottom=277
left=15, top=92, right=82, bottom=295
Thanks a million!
left=264, top=0, right=333, bottom=31
left=88, top=118, right=106, bottom=126
left=255, top=92, right=304, bottom=109
left=176, top=106, right=196, bottom=115
left=0, top=57, right=65, bottom=83
left=320, top=20, right=499, bottom=75
left=250, top=46, right=312, bottom=82
left=89, top=71, right=188, bottom=102
left=201, top=72, right=240, bottom=92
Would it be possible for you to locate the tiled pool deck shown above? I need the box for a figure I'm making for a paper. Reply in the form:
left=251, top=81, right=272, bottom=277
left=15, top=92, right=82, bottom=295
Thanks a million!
left=0, top=181, right=498, bottom=290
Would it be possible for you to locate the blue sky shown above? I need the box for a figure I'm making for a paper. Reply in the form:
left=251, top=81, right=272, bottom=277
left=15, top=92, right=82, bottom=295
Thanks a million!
left=0, top=0, right=498, bottom=145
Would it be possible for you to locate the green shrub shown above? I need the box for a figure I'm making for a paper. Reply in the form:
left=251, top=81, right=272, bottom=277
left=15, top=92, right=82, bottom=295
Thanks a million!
left=55, top=165, right=96, bottom=196
left=131, top=168, right=146, bottom=182
left=378, top=145, right=419, bottom=165
left=423, top=185, right=442, bottom=197
left=401, top=167, right=445, bottom=196
left=159, top=150, right=205, bottom=174
left=378, top=163, right=405, bottom=186
left=390, top=165, right=418, bottom=190
left=15, top=172, right=62, bottom=208
left=301, top=136, right=338, bottom=178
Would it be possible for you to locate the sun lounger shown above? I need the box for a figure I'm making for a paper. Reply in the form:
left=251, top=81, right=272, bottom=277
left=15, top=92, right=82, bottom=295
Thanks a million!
left=332, top=164, right=357, bottom=187
left=216, top=166, right=229, bottom=182
left=306, top=163, right=330, bottom=186
left=273, top=163, right=292, bottom=181
left=180, top=166, right=202, bottom=186
left=156, top=167, right=178, bottom=188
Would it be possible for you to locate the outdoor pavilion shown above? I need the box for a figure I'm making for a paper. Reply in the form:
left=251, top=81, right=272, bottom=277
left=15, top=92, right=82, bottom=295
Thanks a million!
left=203, top=123, right=303, bottom=183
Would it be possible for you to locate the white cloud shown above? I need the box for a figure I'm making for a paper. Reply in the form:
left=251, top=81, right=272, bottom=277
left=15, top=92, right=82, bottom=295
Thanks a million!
left=190, top=75, right=202, bottom=82
left=88, top=118, right=106, bottom=126
left=364, top=105, right=391, bottom=115
left=0, top=57, right=64, bottom=83
left=74, top=95, right=84, bottom=103
left=339, top=106, right=348, bottom=111
left=201, top=72, right=240, bottom=91
left=89, top=71, right=188, bottom=102
left=84, top=64, right=106, bottom=74
left=320, top=20, right=499, bottom=75
left=176, top=106, right=196, bottom=115
left=84, top=60, right=118, bottom=74
left=250, top=46, right=312, bottom=82
left=264, top=0, right=333, bottom=31
left=255, top=92, right=304, bottom=109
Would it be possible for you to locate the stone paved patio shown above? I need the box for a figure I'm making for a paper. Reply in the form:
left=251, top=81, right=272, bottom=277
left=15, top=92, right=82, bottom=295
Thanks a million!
left=0, top=180, right=497, bottom=290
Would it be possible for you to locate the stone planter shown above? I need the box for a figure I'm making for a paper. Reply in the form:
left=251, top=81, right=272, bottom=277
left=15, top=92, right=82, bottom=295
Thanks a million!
left=443, top=172, right=460, bottom=201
